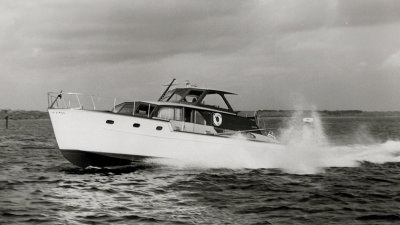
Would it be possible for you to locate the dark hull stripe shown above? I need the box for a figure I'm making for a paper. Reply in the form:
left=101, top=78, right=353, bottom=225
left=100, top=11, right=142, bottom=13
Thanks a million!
left=60, top=150, right=150, bottom=168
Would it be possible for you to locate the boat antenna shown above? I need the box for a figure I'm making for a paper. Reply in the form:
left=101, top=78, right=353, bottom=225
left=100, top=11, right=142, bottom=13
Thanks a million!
left=158, top=78, right=176, bottom=101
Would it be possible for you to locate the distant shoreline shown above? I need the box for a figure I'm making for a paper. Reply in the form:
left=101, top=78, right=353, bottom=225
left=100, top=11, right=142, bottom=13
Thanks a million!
left=2, top=109, right=400, bottom=120
left=1, top=110, right=50, bottom=120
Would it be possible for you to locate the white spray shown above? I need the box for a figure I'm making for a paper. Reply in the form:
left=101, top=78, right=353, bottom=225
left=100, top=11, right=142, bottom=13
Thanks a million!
left=149, top=111, right=400, bottom=174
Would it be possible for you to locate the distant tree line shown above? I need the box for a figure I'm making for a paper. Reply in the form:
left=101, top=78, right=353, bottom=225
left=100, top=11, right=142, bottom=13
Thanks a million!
left=0, top=110, right=49, bottom=120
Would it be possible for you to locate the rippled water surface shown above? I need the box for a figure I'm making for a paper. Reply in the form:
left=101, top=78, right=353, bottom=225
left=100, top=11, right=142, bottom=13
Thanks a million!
left=1, top=117, right=400, bottom=224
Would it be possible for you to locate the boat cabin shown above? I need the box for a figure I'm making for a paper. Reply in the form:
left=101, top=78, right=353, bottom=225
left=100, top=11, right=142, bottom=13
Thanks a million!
left=114, top=87, right=259, bottom=134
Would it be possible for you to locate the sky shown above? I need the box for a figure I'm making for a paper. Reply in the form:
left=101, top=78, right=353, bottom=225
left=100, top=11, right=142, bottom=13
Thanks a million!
left=1, top=0, right=400, bottom=111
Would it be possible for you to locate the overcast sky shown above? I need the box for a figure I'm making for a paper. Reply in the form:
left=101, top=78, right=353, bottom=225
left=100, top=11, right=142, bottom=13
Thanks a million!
left=1, top=0, right=400, bottom=111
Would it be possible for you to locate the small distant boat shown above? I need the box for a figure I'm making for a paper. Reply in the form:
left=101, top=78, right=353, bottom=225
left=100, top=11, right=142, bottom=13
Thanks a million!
left=48, top=79, right=278, bottom=168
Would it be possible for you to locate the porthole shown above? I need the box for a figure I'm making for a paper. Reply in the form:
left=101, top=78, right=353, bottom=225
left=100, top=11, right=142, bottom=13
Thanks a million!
left=106, top=120, right=114, bottom=124
left=133, top=123, right=140, bottom=128
left=156, top=126, right=163, bottom=131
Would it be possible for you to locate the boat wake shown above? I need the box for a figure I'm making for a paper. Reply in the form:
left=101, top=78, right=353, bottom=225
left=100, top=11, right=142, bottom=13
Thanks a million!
left=149, top=111, right=400, bottom=174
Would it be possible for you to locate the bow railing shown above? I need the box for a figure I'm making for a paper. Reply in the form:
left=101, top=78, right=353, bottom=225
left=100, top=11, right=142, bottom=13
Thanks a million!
left=47, top=92, right=125, bottom=112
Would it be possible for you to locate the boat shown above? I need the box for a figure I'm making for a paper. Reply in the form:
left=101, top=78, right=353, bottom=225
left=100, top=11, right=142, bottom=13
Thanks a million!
left=48, top=79, right=279, bottom=168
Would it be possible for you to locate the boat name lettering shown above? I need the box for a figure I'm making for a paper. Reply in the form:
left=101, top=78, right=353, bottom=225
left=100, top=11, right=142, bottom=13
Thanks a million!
left=52, top=111, right=66, bottom=115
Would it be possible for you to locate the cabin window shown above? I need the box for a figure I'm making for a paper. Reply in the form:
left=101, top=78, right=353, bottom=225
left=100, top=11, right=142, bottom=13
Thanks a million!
left=201, top=94, right=229, bottom=109
left=192, top=110, right=206, bottom=125
left=183, top=108, right=207, bottom=125
left=118, top=104, right=135, bottom=115
left=134, top=104, right=155, bottom=117
left=155, top=107, right=182, bottom=121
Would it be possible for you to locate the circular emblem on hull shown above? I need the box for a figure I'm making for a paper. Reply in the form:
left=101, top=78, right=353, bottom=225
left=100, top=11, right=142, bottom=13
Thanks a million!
left=212, top=113, right=223, bottom=126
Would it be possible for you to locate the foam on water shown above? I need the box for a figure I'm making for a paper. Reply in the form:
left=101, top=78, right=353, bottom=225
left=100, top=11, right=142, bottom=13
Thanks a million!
left=149, top=111, right=400, bottom=174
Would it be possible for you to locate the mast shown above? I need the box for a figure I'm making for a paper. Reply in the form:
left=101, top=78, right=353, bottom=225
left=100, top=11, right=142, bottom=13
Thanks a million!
left=158, top=78, right=176, bottom=101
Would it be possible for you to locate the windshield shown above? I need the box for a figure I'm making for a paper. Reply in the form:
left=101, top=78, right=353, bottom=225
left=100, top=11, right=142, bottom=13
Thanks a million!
left=201, top=93, right=229, bottom=109
left=182, top=90, right=203, bottom=103
left=160, top=89, right=187, bottom=102
left=159, top=90, right=175, bottom=102
left=167, top=92, right=184, bottom=102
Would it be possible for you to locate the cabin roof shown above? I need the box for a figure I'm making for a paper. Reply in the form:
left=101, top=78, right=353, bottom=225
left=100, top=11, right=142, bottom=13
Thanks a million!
left=173, top=87, right=237, bottom=95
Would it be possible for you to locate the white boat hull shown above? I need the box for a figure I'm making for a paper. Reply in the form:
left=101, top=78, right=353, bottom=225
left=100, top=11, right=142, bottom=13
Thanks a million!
left=49, top=109, right=280, bottom=167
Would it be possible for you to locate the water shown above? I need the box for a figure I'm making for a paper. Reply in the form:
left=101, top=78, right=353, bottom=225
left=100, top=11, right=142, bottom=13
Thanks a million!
left=1, top=114, right=400, bottom=224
